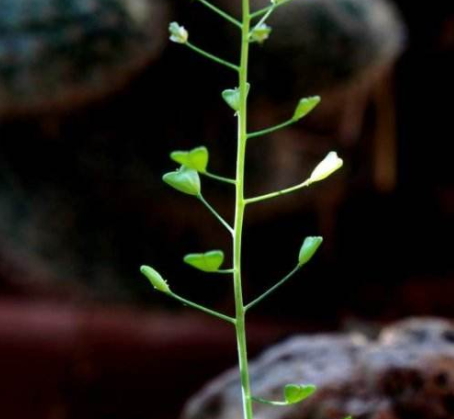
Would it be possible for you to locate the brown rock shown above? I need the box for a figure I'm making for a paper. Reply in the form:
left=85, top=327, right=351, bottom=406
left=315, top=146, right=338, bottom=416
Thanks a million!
left=0, top=0, right=171, bottom=117
left=183, top=318, right=454, bottom=419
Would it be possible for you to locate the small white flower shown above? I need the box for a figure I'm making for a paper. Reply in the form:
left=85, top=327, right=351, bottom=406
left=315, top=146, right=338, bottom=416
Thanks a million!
left=250, top=24, right=272, bottom=44
left=169, top=22, right=188, bottom=44
left=309, top=152, right=343, bottom=183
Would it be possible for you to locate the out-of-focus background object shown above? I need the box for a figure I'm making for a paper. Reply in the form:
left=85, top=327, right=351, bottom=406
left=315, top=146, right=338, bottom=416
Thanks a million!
left=0, top=299, right=293, bottom=419
left=0, top=0, right=453, bottom=418
left=184, top=318, right=454, bottom=419
left=0, top=0, right=169, bottom=116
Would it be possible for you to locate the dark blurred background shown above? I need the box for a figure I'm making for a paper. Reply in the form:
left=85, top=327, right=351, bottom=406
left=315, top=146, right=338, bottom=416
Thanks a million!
left=0, top=0, right=453, bottom=418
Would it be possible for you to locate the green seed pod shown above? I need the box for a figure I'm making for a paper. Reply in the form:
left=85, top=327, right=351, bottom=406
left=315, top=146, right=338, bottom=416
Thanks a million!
left=298, top=236, right=323, bottom=266
left=170, top=146, right=209, bottom=173
left=163, top=166, right=201, bottom=196
left=292, top=96, right=321, bottom=120
left=250, top=24, right=272, bottom=44
left=184, top=250, right=224, bottom=272
left=140, top=265, right=170, bottom=294
left=222, top=88, right=241, bottom=111
left=284, top=384, right=316, bottom=404
left=222, top=83, right=250, bottom=111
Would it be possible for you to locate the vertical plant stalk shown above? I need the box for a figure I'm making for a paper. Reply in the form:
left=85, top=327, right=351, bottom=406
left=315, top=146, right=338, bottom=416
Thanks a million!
left=151, top=6, right=344, bottom=419
left=233, top=1, right=253, bottom=419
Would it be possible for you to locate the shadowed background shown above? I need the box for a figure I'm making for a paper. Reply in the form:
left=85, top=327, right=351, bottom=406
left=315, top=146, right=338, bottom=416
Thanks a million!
left=0, top=0, right=453, bottom=418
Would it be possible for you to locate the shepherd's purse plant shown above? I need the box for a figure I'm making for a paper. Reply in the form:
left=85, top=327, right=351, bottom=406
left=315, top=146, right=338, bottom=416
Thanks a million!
left=140, top=1, right=345, bottom=418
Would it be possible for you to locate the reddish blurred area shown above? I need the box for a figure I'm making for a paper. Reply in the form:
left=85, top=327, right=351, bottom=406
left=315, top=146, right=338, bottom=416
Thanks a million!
left=0, top=298, right=321, bottom=419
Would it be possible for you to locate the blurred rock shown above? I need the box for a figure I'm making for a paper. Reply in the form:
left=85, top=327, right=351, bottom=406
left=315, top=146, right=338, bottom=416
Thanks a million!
left=0, top=0, right=171, bottom=116
left=183, top=318, right=454, bottom=419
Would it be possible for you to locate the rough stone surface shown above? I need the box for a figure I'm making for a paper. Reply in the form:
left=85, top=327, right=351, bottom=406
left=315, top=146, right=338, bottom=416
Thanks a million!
left=183, top=318, right=454, bottom=419
left=0, top=0, right=170, bottom=115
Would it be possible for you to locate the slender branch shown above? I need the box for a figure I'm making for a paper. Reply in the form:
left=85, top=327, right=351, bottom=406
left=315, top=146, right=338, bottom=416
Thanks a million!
left=250, top=0, right=293, bottom=19
left=245, top=180, right=310, bottom=204
left=217, top=269, right=235, bottom=274
left=247, top=118, right=295, bottom=139
left=198, top=195, right=234, bottom=235
left=203, top=171, right=236, bottom=185
left=170, top=292, right=236, bottom=324
left=195, top=0, right=242, bottom=29
left=251, top=396, right=288, bottom=406
left=186, top=42, right=239, bottom=72
left=249, top=7, right=274, bottom=37
left=245, top=265, right=300, bottom=311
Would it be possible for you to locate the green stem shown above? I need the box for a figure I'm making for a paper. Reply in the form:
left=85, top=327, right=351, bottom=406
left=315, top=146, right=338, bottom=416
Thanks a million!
left=247, top=118, right=295, bottom=139
left=198, top=195, right=234, bottom=235
left=170, top=292, right=236, bottom=324
left=251, top=397, right=288, bottom=406
left=186, top=42, right=239, bottom=72
left=203, top=171, right=236, bottom=185
left=233, top=2, right=254, bottom=419
left=195, top=0, right=242, bottom=29
left=245, top=265, right=300, bottom=311
left=245, top=180, right=310, bottom=204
